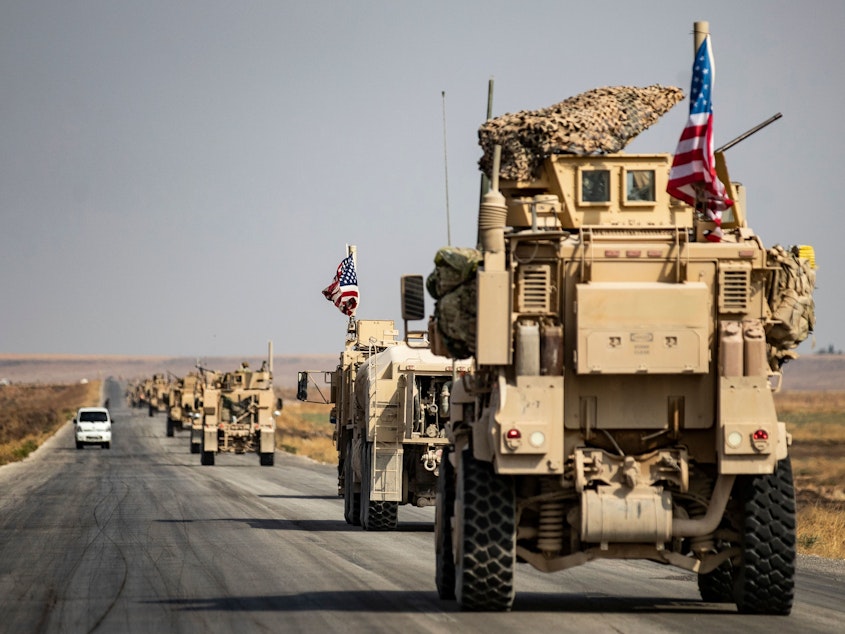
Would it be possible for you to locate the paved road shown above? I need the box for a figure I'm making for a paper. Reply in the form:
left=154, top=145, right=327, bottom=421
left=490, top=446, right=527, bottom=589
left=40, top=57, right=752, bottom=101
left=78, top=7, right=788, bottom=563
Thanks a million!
left=0, top=379, right=842, bottom=633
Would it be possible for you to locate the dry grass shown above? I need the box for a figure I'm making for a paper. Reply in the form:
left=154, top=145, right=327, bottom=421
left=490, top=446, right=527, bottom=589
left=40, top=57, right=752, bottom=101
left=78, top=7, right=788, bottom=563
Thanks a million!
left=0, top=381, right=101, bottom=465
left=775, top=391, right=845, bottom=441
left=796, top=502, right=845, bottom=559
left=775, top=390, right=845, bottom=559
left=274, top=390, right=336, bottom=464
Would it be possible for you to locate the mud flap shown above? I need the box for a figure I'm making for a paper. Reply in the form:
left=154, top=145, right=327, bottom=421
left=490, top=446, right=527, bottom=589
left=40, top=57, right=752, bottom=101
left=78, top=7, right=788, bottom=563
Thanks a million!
left=369, top=445, right=403, bottom=502
left=203, top=428, right=218, bottom=452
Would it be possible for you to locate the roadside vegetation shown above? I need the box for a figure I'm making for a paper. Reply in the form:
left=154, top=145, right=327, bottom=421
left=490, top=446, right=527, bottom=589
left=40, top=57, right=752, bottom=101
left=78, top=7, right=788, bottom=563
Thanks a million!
left=0, top=381, right=101, bottom=465
left=274, top=388, right=336, bottom=464
left=775, top=390, right=845, bottom=560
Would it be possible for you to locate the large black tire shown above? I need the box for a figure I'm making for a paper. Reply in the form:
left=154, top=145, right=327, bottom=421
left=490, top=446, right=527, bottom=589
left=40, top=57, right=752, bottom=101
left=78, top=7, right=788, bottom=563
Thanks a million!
left=435, top=445, right=456, bottom=600
left=343, top=437, right=361, bottom=526
left=698, top=559, right=734, bottom=603
left=732, top=457, right=796, bottom=615
left=259, top=452, right=274, bottom=466
left=76, top=441, right=83, bottom=450
left=166, top=418, right=174, bottom=437
left=454, top=446, right=515, bottom=611
left=360, top=442, right=398, bottom=531
left=201, top=444, right=215, bottom=466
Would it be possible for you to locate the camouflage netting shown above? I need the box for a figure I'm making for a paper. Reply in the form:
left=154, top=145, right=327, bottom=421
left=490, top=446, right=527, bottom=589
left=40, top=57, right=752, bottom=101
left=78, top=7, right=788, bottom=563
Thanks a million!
left=426, top=247, right=482, bottom=359
left=478, top=85, right=685, bottom=181
left=766, top=245, right=817, bottom=367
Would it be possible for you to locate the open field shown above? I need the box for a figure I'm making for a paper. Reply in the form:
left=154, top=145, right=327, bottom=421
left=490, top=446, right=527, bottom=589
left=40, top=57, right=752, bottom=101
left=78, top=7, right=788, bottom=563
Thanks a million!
left=0, top=381, right=101, bottom=465
left=775, top=390, right=845, bottom=559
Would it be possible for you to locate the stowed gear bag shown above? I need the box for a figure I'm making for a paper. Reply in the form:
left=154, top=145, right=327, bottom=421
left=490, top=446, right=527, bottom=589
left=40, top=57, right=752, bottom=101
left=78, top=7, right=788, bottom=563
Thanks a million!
left=766, top=244, right=816, bottom=365
left=426, top=247, right=482, bottom=359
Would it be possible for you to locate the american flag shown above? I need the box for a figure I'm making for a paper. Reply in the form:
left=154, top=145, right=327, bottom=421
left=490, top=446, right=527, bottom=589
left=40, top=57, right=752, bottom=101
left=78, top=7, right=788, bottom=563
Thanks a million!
left=667, top=34, right=733, bottom=242
left=322, top=254, right=359, bottom=316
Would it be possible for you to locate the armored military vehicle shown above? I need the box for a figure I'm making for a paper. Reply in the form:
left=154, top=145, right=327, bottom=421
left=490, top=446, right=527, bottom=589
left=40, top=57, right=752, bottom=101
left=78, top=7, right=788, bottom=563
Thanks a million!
left=147, top=373, right=169, bottom=417
left=426, top=22, right=816, bottom=614
left=165, top=371, right=202, bottom=437
left=199, top=345, right=282, bottom=466
left=298, top=317, right=470, bottom=530
left=190, top=367, right=219, bottom=454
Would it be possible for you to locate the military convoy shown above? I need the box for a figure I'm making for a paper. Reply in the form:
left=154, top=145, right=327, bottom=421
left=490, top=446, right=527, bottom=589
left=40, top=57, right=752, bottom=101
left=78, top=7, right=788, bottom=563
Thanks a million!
left=422, top=20, right=816, bottom=615
left=128, top=349, right=281, bottom=465
left=299, top=318, right=470, bottom=530
left=115, top=19, right=818, bottom=616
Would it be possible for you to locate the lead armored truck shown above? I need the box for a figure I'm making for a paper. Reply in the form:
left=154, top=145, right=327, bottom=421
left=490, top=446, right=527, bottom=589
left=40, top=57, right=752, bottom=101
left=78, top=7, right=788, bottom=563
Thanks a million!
left=428, top=23, right=815, bottom=615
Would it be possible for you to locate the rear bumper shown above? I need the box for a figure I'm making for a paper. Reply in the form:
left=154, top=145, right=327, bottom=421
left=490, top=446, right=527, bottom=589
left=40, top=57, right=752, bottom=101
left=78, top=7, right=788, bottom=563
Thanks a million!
left=76, top=430, right=112, bottom=443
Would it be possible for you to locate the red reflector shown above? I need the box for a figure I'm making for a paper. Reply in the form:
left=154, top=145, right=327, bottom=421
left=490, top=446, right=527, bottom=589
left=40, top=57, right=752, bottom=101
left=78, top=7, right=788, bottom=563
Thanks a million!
left=506, top=428, right=521, bottom=440
left=752, top=429, right=769, bottom=441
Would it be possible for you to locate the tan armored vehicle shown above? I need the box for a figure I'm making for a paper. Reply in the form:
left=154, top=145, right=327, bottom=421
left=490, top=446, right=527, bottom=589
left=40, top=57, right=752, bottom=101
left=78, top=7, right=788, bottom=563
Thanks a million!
left=427, top=22, right=816, bottom=614
left=190, top=367, right=219, bottom=454
left=126, top=380, right=145, bottom=408
left=147, top=373, right=169, bottom=417
left=298, top=318, right=470, bottom=530
left=165, top=372, right=202, bottom=437
left=128, top=377, right=153, bottom=409
left=200, top=345, right=282, bottom=466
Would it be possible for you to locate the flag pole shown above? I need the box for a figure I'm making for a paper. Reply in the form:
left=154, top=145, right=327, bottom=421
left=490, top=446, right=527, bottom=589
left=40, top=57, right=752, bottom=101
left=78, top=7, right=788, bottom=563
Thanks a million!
left=693, top=20, right=709, bottom=214
left=694, top=20, right=709, bottom=53
left=346, top=244, right=357, bottom=338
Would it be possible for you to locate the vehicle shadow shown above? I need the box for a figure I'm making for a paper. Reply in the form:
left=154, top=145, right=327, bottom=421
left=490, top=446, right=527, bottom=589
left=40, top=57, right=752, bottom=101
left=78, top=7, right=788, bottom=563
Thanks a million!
left=155, top=517, right=432, bottom=532
left=147, top=589, right=733, bottom=614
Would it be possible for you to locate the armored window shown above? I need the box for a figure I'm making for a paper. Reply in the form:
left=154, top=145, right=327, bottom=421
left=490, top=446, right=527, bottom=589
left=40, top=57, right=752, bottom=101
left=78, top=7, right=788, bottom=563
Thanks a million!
left=625, top=169, right=656, bottom=203
left=580, top=170, right=610, bottom=203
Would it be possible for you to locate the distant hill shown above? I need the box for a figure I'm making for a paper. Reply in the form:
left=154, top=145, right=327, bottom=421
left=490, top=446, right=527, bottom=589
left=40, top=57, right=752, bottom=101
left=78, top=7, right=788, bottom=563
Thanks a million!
left=1, top=352, right=842, bottom=391
left=780, top=354, right=845, bottom=391
left=0, top=354, right=338, bottom=389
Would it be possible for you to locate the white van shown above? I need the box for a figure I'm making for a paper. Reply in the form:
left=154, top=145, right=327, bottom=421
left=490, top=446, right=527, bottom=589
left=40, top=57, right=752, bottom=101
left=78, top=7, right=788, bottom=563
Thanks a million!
left=74, top=407, right=112, bottom=449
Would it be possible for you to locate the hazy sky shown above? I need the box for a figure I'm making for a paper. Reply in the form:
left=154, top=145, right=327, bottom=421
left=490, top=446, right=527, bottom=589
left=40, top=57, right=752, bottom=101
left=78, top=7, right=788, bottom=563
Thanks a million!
left=2, top=1, right=842, bottom=357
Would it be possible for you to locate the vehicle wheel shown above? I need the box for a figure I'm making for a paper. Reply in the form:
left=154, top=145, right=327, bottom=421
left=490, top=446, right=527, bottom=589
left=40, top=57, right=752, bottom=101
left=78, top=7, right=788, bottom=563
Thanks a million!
left=698, top=558, right=734, bottom=603
left=166, top=418, right=174, bottom=437
left=76, top=441, right=83, bottom=450
left=435, top=444, right=456, bottom=600
left=260, top=452, right=275, bottom=466
left=102, top=442, right=110, bottom=450
left=360, top=442, right=398, bottom=531
left=454, top=446, right=515, bottom=611
left=732, top=457, right=796, bottom=615
left=343, top=437, right=361, bottom=526
left=201, top=450, right=215, bottom=466
left=190, top=442, right=200, bottom=454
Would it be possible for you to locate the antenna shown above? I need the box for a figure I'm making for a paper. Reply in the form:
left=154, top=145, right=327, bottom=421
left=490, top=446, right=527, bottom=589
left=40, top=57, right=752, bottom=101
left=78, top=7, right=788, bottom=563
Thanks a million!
left=441, top=90, right=452, bottom=245
left=477, top=77, right=494, bottom=249
left=479, top=76, right=495, bottom=202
